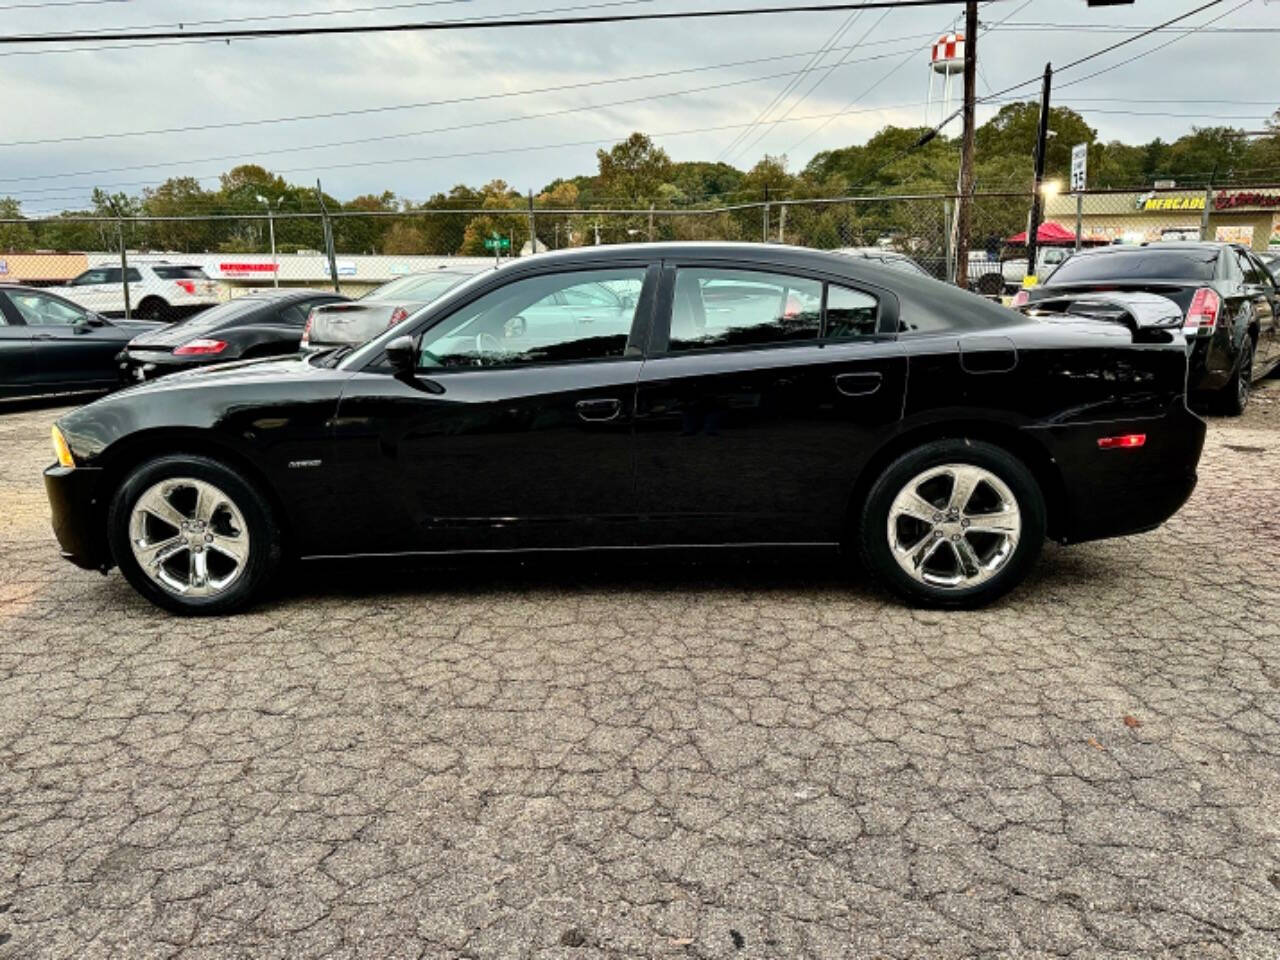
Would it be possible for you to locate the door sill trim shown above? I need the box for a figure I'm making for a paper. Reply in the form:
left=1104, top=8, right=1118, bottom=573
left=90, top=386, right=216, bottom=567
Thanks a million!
left=299, top=541, right=840, bottom=561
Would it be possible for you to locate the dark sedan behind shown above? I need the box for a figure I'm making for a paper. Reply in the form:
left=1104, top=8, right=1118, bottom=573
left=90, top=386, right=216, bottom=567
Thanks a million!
left=120, top=288, right=348, bottom=382
left=0, top=285, right=163, bottom=400
left=1020, top=242, right=1280, bottom=414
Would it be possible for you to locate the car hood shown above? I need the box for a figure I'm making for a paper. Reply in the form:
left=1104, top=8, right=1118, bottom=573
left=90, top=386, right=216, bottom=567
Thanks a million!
left=114, top=354, right=325, bottom=394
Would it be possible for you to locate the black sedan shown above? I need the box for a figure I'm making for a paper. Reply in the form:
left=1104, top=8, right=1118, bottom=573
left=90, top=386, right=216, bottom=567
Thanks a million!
left=301, top=268, right=480, bottom=351
left=119, top=288, right=348, bottom=382
left=0, top=284, right=163, bottom=400
left=44, top=243, right=1205, bottom=615
left=1019, top=242, right=1280, bottom=415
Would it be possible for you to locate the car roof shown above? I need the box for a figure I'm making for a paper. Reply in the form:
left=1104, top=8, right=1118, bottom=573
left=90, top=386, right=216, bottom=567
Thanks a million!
left=1071, top=241, right=1230, bottom=256
left=832, top=247, right=911, bottom=259
left=234, top=287, right=342, bottom=302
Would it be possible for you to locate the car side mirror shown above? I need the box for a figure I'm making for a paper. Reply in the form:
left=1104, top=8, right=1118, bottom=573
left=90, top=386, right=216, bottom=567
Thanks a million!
left=385, top=334, right=417, bottom=373
left=86, top=314, right=107, bottom=327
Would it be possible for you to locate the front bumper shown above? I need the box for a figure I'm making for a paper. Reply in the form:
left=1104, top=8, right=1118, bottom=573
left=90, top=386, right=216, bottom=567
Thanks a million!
left=1028, top=401, right=1206, bottom=545
left=44, top=465, right=111, bottom=570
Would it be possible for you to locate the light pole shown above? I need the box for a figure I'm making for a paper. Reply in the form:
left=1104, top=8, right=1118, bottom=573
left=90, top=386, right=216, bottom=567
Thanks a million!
left=256, top=194, right=278, bottom=287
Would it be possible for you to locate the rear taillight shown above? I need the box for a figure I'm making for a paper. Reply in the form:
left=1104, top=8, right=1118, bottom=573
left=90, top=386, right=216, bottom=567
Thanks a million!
left=387, top=306, right=409, bottom=328
left=1184, top=287, right=1220, bottom=336
left=173, top=338, right=227, bottom=356
left=1097, top=433, right=1146, bottom=450
left=301, top=309, right=318, bottom=347
left=175, top=279, right=197, bottom=295
left=1010, top=289, right=1030, bottom=308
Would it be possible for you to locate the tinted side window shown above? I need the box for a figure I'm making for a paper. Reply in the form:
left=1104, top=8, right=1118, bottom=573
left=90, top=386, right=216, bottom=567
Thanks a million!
left=73, top=269, right=108, bottom=286
left=1049, top=250, right=1218, bottom=283
left=10, top=291, right=88, bottom=326
left=1237, top=250, right=1262, bottom=285
left=669, top=268, right=821, bottom=352
left=416, top=268, right=645, bottom=369
left=279, top=302, right=312, bottom=326
left=825, top=284, right=880, bottom=338
left=126, top=268, right=142, bottom=283
left=1251, top=255, right=1276, bottom=290
left=151, top=266, right=209, bottom=280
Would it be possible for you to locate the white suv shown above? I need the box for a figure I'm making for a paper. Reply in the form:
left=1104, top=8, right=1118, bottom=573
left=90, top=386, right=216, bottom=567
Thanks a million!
left=49, top=262, right=220, bottom=320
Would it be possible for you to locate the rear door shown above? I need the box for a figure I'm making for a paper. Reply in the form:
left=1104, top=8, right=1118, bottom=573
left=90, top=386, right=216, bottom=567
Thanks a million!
left=633, top=259, right=907, bottom=545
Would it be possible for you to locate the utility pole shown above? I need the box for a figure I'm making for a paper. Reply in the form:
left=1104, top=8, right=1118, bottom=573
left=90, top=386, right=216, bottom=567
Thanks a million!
left=762, top=185, right=770, bottom=243
left=1024, top=63, right=1053, bottom=286
left=315, top=179, right=341, bottom=293
left=953, top=0, right=978, bottom=290
left=103, top=194, right=131, bottom=320
left=527, top=189, right=536, bottom=255
left=648, top=203, right=655, bottom=243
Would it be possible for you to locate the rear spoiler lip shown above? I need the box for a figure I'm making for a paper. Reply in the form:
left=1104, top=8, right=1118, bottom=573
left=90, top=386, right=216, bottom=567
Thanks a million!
left=1017, top=291, right=1185, bottom=330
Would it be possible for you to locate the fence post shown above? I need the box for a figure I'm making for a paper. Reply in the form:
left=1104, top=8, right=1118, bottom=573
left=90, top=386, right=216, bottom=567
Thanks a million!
left=778, top=205, right=786, bottom=244
left=943, top=198, right=953, bottom=284
left=527, top=190, right=536, bottom=255
left=648, top=203, right=655, bottom=243
left=1200, top=186, right=1213, bottom=241
left=762, top=187, right=770, bottom=243
left=117, top=218, right=131, bottom=321
left=315, top=179, right=340, bottom=293
left=1075, top=192, right=1083, bottom=253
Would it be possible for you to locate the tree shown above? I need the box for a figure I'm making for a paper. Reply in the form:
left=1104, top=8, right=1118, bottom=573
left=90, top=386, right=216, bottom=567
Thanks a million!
left=974, top=103, right=1096, bottom=183
left=0, top=198, right=33, bottom=251
left=596, top=133, right=672, bottom=203
left=142, top=177, right=215, bottom=252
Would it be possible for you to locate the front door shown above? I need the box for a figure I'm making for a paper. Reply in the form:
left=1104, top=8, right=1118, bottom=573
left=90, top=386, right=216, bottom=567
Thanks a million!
left=327, top=263, right=656, bottom=555
left=5, top=289, right=120, bottom=389
left=634, top=262, right=907, bottom=545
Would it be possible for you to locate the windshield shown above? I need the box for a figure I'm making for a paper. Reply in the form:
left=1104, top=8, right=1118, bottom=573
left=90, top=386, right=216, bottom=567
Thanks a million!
left=169, top=297, right=264, bottom=326
left=360, top=273, right=470, bottom=302
left=1049, top=248, right=1218, bottom=284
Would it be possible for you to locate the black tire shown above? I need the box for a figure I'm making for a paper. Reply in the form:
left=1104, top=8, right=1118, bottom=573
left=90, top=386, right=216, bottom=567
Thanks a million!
left=107, top=454, right=282, bottom=615
left=1214, top=336, right=1253, bottom=417
left=858, top=439, right=1046, bottom=609
left=136, top=298, right=171, bottom=321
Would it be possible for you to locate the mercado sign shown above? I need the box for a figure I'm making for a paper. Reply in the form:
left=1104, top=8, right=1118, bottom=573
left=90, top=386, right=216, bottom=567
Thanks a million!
left=1214, top=191, right=1280, bottom=210
left=1137, top=195, right=1205, bottom=212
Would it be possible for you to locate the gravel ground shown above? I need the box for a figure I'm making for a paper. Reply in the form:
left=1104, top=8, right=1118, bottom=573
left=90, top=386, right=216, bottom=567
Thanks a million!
left=1, top=386, right=1279, bottom=959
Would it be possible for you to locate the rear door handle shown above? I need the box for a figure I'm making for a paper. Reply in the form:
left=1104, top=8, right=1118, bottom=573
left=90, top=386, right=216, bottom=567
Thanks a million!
left=834, top=371, right=882, bottom=397
left=30, top=333, right=55, bottom=341
left=575, top=398, right=622, bottom=422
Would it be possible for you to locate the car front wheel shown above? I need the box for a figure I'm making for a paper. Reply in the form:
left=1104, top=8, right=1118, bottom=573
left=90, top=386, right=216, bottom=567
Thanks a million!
left=858, top=439, right=1046, bottom=609
left=107, top=454, right=281, bottom=615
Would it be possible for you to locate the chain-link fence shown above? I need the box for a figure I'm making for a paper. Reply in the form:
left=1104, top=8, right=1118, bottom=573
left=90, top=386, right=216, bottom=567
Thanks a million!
left=3, top=184, right=1276, bottom=318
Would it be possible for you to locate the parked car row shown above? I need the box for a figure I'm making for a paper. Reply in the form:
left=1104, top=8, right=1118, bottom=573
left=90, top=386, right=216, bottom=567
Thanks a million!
left=43, top=242, right=1207, bottom=616
left=0, top=268, right=489, bottom=399
left=48, top=261, right=221, bottom=320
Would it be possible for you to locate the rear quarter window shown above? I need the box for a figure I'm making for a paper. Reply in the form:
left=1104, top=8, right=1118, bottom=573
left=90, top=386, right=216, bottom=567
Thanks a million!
left=152, top=266, right=210, bottom=280
left=1048, top=250, right=1218, bottom=283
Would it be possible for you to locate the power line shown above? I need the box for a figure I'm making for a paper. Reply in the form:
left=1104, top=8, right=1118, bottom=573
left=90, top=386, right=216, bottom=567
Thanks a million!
left=0, top=31, right=943, bottom=147
left=0, top=56, right=932, bottom=185
left=0, top=1, right=988, bottom=46
left=70, top=0, right=479, bottom=34
left=0, top=0, right=127, bottom=8
left=716, top=9, right=864, bottom=162
left=10, top=101, right=1269, bottom=207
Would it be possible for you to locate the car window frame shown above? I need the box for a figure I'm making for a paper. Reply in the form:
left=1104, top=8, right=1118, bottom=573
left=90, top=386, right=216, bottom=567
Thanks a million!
left=7, top=288, right=91, bottom=326
left=71, top=269, right=109, bottom=287
left=359, top=259, right=661, bottom=376
left=646, top=258, right=900, bottom=357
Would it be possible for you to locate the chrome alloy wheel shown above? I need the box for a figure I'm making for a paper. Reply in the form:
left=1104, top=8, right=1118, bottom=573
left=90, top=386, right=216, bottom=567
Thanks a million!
left=128, top=477, right=250, bottom=598
left=886, top=463, right=1021, bottom=590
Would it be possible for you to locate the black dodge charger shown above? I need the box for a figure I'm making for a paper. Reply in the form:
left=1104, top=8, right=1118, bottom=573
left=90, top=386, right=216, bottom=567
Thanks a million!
left=45, top=243, right=1205, bottom=615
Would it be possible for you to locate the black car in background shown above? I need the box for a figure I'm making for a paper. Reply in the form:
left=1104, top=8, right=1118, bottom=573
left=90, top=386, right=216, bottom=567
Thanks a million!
left=0, top=285, right=163, bottom=400
left=301, top=268, right=480, bottom=352
left=119, top=288, right=348, bottom=382
left=1021, top=242, right=1280, bottom=415
left=46, top=243, right=1205, bottom=616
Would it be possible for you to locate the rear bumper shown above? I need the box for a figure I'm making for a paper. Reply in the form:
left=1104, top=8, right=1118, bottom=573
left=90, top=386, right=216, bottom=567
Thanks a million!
left=44, top=465, right=111, bottom=570
left=1027, top=401, right=1205, bottom=545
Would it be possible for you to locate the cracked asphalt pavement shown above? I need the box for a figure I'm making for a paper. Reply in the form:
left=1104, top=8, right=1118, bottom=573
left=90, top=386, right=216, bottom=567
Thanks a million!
left=2, top=386, right=1280, bottom=959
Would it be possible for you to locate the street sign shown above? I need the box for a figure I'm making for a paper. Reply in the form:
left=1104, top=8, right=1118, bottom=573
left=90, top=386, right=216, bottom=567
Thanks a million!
left=483, top=234, right=511, bottom=252
left=1070, top=143, right=1088, bottom=192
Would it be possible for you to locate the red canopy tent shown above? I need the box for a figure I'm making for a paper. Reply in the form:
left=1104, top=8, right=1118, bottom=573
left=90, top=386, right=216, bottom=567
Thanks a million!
left=1006, top=221, right=1081, bottom=246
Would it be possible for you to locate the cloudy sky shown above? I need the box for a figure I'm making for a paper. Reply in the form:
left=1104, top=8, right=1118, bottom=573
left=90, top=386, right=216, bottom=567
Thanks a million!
left=1, top=0, right=1275, bottom=213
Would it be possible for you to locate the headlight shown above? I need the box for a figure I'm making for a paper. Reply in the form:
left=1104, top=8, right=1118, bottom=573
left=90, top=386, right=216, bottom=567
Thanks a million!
left=51, top=425, right=75, bottom=468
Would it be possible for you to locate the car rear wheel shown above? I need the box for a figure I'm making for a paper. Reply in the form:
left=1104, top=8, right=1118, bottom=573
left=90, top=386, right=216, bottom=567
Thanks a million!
left=135, top=297, right=172, bottom=321
left=1215, top=336, right=1253, bottom=417
left=107, top=454, right=281, bottom=615
left=858, top=439, right=1046, bottom=609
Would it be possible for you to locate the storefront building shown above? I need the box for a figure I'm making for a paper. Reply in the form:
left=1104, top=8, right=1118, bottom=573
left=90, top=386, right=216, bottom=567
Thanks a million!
left=1042, top=188, right=1280, bottom=251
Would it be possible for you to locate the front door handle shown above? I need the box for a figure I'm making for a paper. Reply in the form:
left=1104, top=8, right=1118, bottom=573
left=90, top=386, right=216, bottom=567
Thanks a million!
left=576, top=398, right=622, bottom=422
left=834, top=371, right=882, bottom=397
left=29, top=333, right=55, bottom=341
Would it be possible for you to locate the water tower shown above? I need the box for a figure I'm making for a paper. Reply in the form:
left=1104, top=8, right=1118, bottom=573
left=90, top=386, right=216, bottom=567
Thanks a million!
left=926, top=33, right=965, bottom=128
